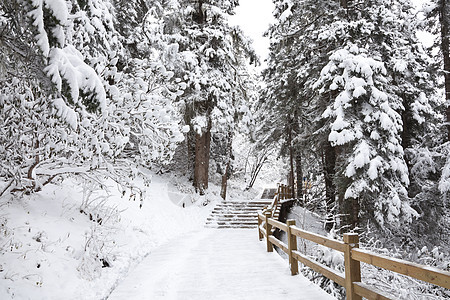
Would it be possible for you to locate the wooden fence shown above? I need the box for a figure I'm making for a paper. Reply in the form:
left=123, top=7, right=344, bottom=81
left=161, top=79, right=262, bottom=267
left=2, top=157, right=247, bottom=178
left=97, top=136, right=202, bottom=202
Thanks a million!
left=265, top=183, right=292, bottom=218
left=257, top=210, right=450, bottom=300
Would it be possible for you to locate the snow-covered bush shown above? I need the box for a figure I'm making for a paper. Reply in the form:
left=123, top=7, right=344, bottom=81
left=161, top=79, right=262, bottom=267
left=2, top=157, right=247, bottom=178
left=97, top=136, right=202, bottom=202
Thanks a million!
left=358, top=232, right=450, bottom=299
left=0, top=0, right=187, bottom=197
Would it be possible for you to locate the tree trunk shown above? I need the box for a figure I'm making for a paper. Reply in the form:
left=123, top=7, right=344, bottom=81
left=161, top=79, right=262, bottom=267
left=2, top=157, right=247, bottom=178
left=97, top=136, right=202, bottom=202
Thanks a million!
left=288, top=125, right=295, bottom=199
left=246, top=149, right=270, bottom=190
left=220, top=132, right=233, bottom=200
left=184, top=104, right=196, bottom=180
left=220, top=161, right=230, bottom=200
left=292, top=109, right=303, bottom=202
left=194, top=125, right=211, bottom=195
left=335, top=144, right=360, bottom=230
left=323, top=141, right=336, bottom=231
left=295, top=153, right=303, bottom=203
left=440, top=0, right=450, bottom=141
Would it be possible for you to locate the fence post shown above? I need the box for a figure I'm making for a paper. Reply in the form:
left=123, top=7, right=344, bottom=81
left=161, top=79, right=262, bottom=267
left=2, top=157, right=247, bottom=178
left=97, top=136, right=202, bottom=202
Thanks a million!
left=265, top=210, right=273, bottom=252
left=344, top=233, right=362, bottom=300
left=287, top=219, right=298, bottom=275
left=258, top=213, right=263, bottom=240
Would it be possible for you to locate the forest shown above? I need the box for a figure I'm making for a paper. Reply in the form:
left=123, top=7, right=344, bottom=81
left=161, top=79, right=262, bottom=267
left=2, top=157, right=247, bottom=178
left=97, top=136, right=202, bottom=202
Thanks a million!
left=0, top=0, right=449, bottom=299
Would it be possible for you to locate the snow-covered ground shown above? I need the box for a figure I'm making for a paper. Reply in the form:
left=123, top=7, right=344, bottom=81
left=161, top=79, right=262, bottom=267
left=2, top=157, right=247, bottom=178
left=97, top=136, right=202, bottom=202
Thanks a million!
left=0, top=169, right=335, bottom=300
left=109, top=229, right=336, bottom=300
left=0, top=172, right=215, bottom=299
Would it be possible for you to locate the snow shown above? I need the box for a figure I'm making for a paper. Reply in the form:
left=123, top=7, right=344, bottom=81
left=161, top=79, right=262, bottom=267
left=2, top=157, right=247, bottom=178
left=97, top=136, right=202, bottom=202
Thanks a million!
left=368, top=156, right=383, bottom=180
left=109, top=229, right=336, bottom=300
left=52, top=98, right=78, bottom=129
left=43, top=0, right=68, bottom=25
left=45, top=46, right=107, bottom=114
left=28, top=1, right=50, bottom=56
left=439, top=149, right=450, bottom=193
left=353, top=141, right=371, bottom=169
left=0, top=172, right=211, bottom=300
left=0, top=167, right=337, bottom=300
left=192, top=115, right=208, bottom=135
left=328, top=128, right=355, bottom=146
left=279, top=3, right=293, bottom=23
left=353, top=85, right=366, bottom=98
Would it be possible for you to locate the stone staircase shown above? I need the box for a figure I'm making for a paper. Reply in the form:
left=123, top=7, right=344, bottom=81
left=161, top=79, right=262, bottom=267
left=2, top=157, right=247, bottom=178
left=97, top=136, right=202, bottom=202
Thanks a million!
left=206, top=189, right=279, bottom=229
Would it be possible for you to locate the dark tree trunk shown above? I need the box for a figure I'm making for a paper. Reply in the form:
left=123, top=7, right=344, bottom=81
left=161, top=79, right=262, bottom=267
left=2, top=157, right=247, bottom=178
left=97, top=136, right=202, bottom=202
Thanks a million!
left=323, top=141, right=336, bottom=231
left=440, top=0, right=450, bottom=141
left=220, top=132, right=233, bottom=200
left=184, top=103, right=196, bottom=180
left=335, top=145, right=359, bottom=230
left=220, top=162, right=229, bottom=200
left=295, top=153, right=303, bottom=203
left=292, top=109, right=303, bottom=202
left=194, top=124, right=211, bottom=195
left=288, top=125, right=295, bottom=199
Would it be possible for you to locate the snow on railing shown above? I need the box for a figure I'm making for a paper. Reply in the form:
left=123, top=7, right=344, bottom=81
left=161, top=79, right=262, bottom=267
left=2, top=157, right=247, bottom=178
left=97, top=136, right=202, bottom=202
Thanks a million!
left=257, top=212, right=450, bottom=300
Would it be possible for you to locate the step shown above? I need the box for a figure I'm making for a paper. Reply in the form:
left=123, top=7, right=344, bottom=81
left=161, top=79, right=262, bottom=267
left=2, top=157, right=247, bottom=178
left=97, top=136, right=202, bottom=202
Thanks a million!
left=221, top=201, right=272, bottom=204
left=214, top=205, right=268, bottom=210
left=207, top=219, right=258, bottom=223
left=210, top=212, right=259, bottom=216
left=215, top=204, right=276, bottom=210
left=213, top=207, right=265, bottom=211
left=211, top=210, right=279, bottom=215
left=212, top=211, right=262, bottom=215
left=217, top=201, right=271, bottom=205
left=207, top=216, right=257, bottom=220
left=205, top=225, right=257, bottom=229
left=205, top=222, right=258, bottom=226
left=205, top=199, right=281, bottom=229
left=205, top=221, right=259, bottom=226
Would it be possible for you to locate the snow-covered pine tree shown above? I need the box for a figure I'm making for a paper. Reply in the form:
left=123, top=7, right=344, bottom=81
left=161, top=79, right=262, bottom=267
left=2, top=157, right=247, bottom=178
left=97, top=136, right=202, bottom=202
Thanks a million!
left=144, top=0, right=256, bottom=195
left=406, top=0, right=450, bottom=243
left=261, top=0, right=347, bottom=227
left=314, top=0, right=438, bottom=230
left=422, top=0, right=450, bottom=140
left=421, top=0, right=450, bottom=192
left=261, top=1, right=302, bottom=200
left=261, top=0, right=441, bottom=232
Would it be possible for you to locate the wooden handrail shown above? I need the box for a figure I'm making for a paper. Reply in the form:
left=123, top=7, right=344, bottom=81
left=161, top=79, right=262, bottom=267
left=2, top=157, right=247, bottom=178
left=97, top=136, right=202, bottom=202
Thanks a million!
left=292, top=249, right=345, bottom=286
left=353, top=282, right=391, bottom=300
left=257, top=212, right=450, bottom=299
left=268, top=218, right=288, bottom=232
left=351, top=248, right=450, bottom=289
left=265, top=183, right=294, bottom=218
left=291, top=226, right=346, bottom=253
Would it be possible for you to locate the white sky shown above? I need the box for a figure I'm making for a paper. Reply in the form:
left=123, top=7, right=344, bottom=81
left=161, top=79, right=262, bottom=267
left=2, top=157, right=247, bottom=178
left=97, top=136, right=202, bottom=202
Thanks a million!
left=229, top=0, right=435, bottom=65
left=228, top=0, right=275, bottom=65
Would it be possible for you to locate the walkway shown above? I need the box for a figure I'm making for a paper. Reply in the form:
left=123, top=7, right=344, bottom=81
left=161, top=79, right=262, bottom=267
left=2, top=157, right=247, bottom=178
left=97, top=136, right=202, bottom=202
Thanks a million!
left=108, top=229, right=336, bottom=300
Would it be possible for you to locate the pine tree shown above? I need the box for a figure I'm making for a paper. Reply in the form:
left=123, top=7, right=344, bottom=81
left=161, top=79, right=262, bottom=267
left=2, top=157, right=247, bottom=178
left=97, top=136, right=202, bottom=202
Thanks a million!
left=314, top=0, right=440, bottom=230
left=262, top=0, right=440, bottom=231
left=145, top=0, right=256, bottom=195
left=262, top=0, right=345, bottom=227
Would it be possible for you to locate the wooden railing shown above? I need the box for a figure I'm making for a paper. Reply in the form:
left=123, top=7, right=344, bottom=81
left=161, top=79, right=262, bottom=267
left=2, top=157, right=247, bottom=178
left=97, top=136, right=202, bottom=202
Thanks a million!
left=265, top=183, right=293, bottom=218
left=257, top=211, right=450, bottom=300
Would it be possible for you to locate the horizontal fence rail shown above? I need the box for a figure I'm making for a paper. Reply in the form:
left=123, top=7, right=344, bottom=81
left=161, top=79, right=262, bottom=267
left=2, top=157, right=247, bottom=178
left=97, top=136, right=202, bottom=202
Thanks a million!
left=257, top=212, right=450, bottom=300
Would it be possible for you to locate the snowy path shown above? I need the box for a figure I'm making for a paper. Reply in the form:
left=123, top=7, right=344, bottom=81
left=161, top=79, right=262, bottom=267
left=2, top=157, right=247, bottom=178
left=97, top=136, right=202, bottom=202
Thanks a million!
left=108, top=229, right=336, bottom=300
